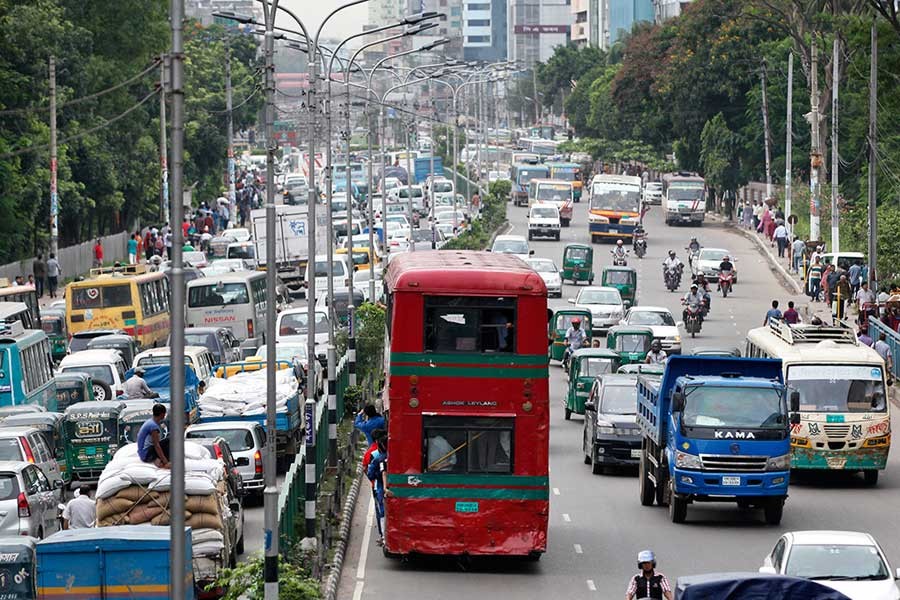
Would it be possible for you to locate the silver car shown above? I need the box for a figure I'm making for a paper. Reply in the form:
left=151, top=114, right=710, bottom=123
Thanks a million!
left=0, top=427, right=64, bottom=501
left=0, top=461, right=61, bottom=538
left=186, top=422, right=267, bottom=502
left=569, top=286, right=625, bottom=334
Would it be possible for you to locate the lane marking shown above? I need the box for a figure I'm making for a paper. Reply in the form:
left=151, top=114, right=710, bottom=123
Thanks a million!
left=587, top=580, right=597, bottom=591
left=352, top=581, right=364, bottom=600
left=553, top=487, right=560, bottom=496
left=355, top=497, right=374, bottom=581
left=562, top=513, right=571, bottom=522
left=574, top=543, right=583, bottom=554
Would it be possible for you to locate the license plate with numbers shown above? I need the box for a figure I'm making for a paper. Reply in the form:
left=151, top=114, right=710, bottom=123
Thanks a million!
left=722, top=476, right=740, bottom=486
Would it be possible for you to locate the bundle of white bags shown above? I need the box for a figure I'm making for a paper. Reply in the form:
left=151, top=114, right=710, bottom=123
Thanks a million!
left=199, top=368, right=298, bottom=418
left=95, top=442, right=223, bottom=500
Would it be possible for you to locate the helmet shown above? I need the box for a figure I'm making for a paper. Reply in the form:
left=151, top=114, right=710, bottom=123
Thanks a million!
left=571, top=317, right=581, bottom=325
left=668, top=250, right=675, bottom=257
left=616, top=239, right=624, bottom=246
left=690, top=283, right=698, bottom=290
left=637, top=550, right=657, bottom=568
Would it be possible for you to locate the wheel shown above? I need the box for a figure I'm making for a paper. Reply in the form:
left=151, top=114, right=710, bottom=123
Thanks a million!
left=92, top=380, right=112, bottom=402
left=722, top=286, right=728, bottom=298
left=555, top=233, right=560, bottom=241
left=691, top=329, right=696, bottom=339
left=591, top=447, right=603, bottom=475
left=564, top=407, right=572, bottom=420
left=639, top=451, right=655, bottom=506
left=763, top=498, right=784, bottom=525
left=737, top=499, right=752, bottom=509
left=863, top=470, right=879, bottom=486
left=668, top=483, right=688, bottom=523
left=655, top=469, right=668, bottom=506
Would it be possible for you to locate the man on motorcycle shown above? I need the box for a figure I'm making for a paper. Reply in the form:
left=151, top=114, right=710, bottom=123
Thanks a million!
left=563, top=318, right=587, bottom=367
left=662, top=251, right=683, bottom=288
left=687, top=237, right=701, bottom=253
left=613, top=239, right=628, bottom=260
left=625, top=550, right=673, bottom=600
left=646, top=340, right=667, bottom=365
left=682, top=284, right=704, bottom=322
left=717, top=255, right=734, bottom=291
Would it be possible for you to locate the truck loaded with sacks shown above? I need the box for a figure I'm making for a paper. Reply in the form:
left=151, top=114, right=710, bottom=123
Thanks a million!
left=94, top=441, right=243, bottom=598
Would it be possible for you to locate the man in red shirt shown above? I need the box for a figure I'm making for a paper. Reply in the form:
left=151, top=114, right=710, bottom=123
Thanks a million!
left=93, top=239, right=103, bottom=267
left=362, top=428, right=387, bottom=539
left=181, top=217, right=191, bottom=238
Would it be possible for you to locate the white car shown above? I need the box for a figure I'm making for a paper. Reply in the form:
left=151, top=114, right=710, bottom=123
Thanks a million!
left=642, top=182, right=663, bottom=205
left=568, top=287, right=624, bottom=334
left=384, top=215, right=411, bottom=238
left=620, top=306, right=683, bottom=354
left=224, top=227, right=252, bottom=243
left=490, top=235, right=532, bottom=262
left=58, top=349, right=129, bottom=401
left=760, top=530, right=900, bottom=600
left=528, top=203, right=561, bottom=241
left=695, top=247, right=736, bottom=281
left=380, top=177, right=402, bottom=194
left=430, top=178, right=454, bottom=202
left=527, top=258, right=562, bottom=297
left=488, top=170, right=510, bottom=183
left=434, top=210, right=467, bottom=228
left=275, top=307, right=330, bottom=363
left=435, top=223, right=459, bottom=240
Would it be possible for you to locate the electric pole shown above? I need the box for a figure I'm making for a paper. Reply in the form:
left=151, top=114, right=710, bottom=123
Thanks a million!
left=160, top=56, right=169, bottom=225
left=785, top=52, right=794, bottom=237
left=225, top=40, right=236, bottom=222
left=831, top=36, right=840, bottom=252
left=760, top=61, right=773, bottom=200
left=808, top=38, right=822, bottom=242
left=867, top=20, right=877, bottom=285
left=49, top=56, right=58, bottom=256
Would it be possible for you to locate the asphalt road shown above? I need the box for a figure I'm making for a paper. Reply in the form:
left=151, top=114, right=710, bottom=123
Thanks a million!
left=338, top=199, right=900, bottom=599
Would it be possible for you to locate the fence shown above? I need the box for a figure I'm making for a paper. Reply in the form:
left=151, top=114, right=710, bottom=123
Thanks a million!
left=0, top=230, right=131, bottom=284
left=868, top=317, right=900, bottom=379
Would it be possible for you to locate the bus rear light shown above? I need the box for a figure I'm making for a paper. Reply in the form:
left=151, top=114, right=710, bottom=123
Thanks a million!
left=17, top=493, right=30, bottom=518
left=522, top=401, right=533, bottom=412
left=213, top=444, right=223, bottom=459
left=408, top=398, right=419, bottom=408
left=247, top=319, right=254, bottom=338
left=20, top=438, right=34, bottom=464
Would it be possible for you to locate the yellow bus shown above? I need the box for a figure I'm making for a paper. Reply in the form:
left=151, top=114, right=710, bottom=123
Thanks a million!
left=66, top=265, right=170, bottom=349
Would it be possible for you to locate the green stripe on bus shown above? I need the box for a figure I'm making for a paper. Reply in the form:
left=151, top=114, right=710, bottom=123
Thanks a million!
left=390, top=365, right=548, bottom=379
left=388, top=487, right=549, bottom=500
left=387, top=474, right=548, bottom=486
left=391, top=352, right=548, bottom=366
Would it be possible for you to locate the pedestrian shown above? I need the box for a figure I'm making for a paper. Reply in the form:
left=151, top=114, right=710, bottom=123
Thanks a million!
left=790, top=237, right=805, bottom=274
left=858, top=328, right=874, bottom=347
left=31, top=253, right=46, bottom=297
left=127, top=234, right=138, bottom=265
left=763, top=207, right=776, bottom=242
left=807, top=257, right=823, bottom=301
left=135, top=231, right=144, bottom=261
left=203, top=211, right=215, bottom=235
left=163, top=226, right=173, bottom=259
left=783, top=301, right=801, bottom=324
left=741, top=201, right=753, bottom=229
left=218, top=201, right=230, bottom=231
left=752, top=201, right=763, bottom=230
left=848, top=262, right=862, bottom=296
left=182, top=217, right=191, bottom=239
left=92, top=239, right=104, bottom=268
left=137, top=404, right=170, bottom=468
left=764, top=300, right=782, bottom=326
left=154, top=234, right=164, bottom=257
left=856, top=281, right=877, bottom=321
left=144, top=230, right=154, bottom=261
left=367, top=435, right=388, bottom=546
left=354, top=404, right=386, bottom=446
left=362, top=429, right=387, bottom=538
left=62, top=485, right=96, bottom=529
left=773, top=222, right=789, bottom=258
left=27, top=274, right=34, bottom=288
left=825, top=265, right=841, bottom=305
left=835, top=275, right=852, bottom=320
left=874, top=333, right=893, bottom=376
left=46, top=253, right=61, bottom=298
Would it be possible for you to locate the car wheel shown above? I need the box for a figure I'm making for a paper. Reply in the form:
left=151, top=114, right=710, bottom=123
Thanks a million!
left=564, top=407, right=571, bottom=421
left=591, top=448, right=603, bottom=475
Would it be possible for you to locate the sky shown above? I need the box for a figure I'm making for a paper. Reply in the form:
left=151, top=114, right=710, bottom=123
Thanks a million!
left=278, top=1, right=369, bottom=41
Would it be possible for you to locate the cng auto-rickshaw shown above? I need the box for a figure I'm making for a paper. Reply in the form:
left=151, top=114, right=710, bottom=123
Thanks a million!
left=40, top=309, right=68, bottom=362
left=119, top=400, right=165, bottom=445
left=0, top=536, right=37, bottom=599
left=606, top=325, right=655, bottom=365
left=0, top=412, right=69, bottom=483
left=550, top=309, right=593, bottom=362
left=64, top=401, right=126, bottom=484
left=601, top=266, right=637, bottom=308
left=561, top=244, right=594, bottom=285
left=53, top=372, right=97, bottom=412
left=564, top=348, right=622, bottom=420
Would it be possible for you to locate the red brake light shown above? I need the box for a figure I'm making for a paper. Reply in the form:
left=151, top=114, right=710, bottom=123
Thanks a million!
left=17, top=493, right=29, bottom=518
left=247, top=319, right=254, bottom=338
left=20, top=438, right=34, bottom=464
left=254, top=450, right=263, bottom=474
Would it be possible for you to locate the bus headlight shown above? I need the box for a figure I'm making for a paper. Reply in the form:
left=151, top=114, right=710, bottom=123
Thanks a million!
left=619, top=217, right=638, bottom=226
left=766, top=454, right=791, bottom=471
left=791, top=437, right=810, bottom=448
left=589, top=214, right=609, bottom=224
left=866, top=436, right=890, bottom=447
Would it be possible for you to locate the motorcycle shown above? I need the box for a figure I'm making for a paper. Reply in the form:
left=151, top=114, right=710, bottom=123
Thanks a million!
left=633, top=237, right=647, bottom=259
left=683, top=302, right=703, bottom=338
left=718, top=270, right=734, bottom=297
left=611, top=250, right=629, bottom=266
left=562, top=339, right=590, bottom=372
left=664, top=264, right=683, bottom=292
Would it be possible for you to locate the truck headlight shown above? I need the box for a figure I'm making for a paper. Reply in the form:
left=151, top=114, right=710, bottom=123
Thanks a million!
left=675, top=450, right=702, bottom=470
left=766, top=454, right=791, bottom=471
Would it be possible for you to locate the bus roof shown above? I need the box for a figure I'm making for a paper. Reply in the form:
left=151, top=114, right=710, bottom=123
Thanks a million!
left=384, top=251, right=547, bottom=296
left=186, top=270, right=265, bottom=287
left=590, top=174, right=642, bottom=186
left=746, top=324, right=883, bottom=364
left=546, top=162, right=579, bottom=169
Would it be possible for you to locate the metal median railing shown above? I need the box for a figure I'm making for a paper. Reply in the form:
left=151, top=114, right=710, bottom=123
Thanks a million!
left=868, top=317, right=900, bottom=379
left=277, top=451, right=305, bottom=554
left=335, top=354, right=350, bottom=419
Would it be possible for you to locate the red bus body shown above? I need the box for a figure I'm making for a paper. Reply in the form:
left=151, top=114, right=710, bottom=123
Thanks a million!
left=382, top=251, right=550, bottom=558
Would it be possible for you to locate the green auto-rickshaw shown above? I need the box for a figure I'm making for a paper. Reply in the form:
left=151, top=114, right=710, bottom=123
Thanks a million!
left=40, top=309, right=68, bottom=362
left=606, top=325, right=655, bottom=365
left=601, top=266, right=637, bottom=308
left=550, top=309, right=593, bottom=362
left=64, top=401, right=126, bottom=485
left=54, top=373, right=98, bottom=412
left=119, top=399, right=166, bottom=445
left=564, top=348, right=622, bottom=420
left=561, top=243, right=594, bottom=285
left=0, top=412, right=69, bottom=483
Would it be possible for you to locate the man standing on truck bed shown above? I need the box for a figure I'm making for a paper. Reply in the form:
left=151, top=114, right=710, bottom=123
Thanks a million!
left=137, top=404, right=170, bottom=468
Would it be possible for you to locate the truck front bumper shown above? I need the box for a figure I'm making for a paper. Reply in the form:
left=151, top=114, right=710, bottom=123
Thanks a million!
left=672, top=467, right=789, bottom=497
left=665, top=210, right=704, bottom=224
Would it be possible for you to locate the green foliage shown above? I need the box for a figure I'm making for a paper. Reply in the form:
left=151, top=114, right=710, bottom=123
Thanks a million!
left=537, top=44, right=606, bottom=109
left=355, top=302, right=386, bottom=393
left=560, top=138, right=674, bottom=172
left=442, top=192, right=507, bottom=251
left=700, top=113, right=743, bottom=194
left=209, top=554, right=321, bottom=600
left=488, top=179, right=511, bottom=200
left=342, top=384, right=364, bottom=418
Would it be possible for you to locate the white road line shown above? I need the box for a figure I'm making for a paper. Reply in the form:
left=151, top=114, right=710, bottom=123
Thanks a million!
left=587, top=580, right=597, bottom=591
left=562, top=513, right=572, bottom=522
left=574, top=543, right=583, bottom=554
left=356, top=497, right=375, bottom=581
left=352, top=581, right=365, bottom=600
left=553, top=487, right=560, bottom=496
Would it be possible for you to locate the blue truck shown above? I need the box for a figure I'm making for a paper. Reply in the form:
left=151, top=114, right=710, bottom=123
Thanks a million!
left=636, top=355, right=798, bottom=524
left=414, top=156, right=443, bottom=184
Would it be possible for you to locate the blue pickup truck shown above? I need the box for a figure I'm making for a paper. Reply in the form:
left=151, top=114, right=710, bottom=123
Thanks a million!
left=636, top=355, right=798, bottom=524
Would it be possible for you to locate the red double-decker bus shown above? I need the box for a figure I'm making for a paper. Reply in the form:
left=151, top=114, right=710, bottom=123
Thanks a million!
left=382, top=251, right=550, bottom=559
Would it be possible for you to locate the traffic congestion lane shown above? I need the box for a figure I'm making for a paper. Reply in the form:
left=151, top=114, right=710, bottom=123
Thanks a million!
left=341, top=198, right=900, bottom=599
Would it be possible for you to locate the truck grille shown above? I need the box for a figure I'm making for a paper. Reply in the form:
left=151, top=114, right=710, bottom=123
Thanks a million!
left=700, top=454, right=768, bottom=472
left=824, top=424, right=850, bottom=439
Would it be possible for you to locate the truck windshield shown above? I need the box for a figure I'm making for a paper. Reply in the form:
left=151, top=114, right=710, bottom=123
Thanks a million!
left=787, top=364, right=887, bottom=412
left=683, top=386, right=784, bottom=429
left=668, top=186, right=704, bottom=201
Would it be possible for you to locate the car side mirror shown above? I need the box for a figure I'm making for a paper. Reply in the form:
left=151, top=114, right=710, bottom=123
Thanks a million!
left=53, top=480, right=64, bottom=490
left=584, top=401, right=595, bottom=412
left=672, top=391, right=685, bottom=412
left=236, top=456, right=250, bottom=467
left=758, top=566, right=777, bottom=575
left=567, top=298, right=575, bottom=305
left=529, top=250, right=535, bottom=256
left=790, top=413, right=801, bottom=426
left=790, top=391, right=800, bottom=412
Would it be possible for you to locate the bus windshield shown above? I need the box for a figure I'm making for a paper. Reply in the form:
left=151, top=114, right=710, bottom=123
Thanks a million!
left=71, top=284, right=133, bottom=310
left=683, top=386, right=784, bottom=429
left=517, top=169, right=547, bottom=186
left=668, top=184, right=705, bottom=201
left=787, top=364, right=887, bottom=412
left=536, top=184, right=571, bottom=201
left=590, top=186, right=640, bottom=212
left=551, top=169, right=579, bottom=182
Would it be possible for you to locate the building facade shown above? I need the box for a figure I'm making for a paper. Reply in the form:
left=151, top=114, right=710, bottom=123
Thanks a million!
left=187, top=0, right=263, bottom=26
left=462, top=1, right=508, bottom=62
left=571, top=0, right=651, bottom=49
left=508, top=0, right=571, bottom=67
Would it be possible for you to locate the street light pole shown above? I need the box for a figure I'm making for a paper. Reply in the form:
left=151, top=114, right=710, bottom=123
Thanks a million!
left=225, top=38, right=236, bottom=224
left=49, top=56, right=58, bottom=257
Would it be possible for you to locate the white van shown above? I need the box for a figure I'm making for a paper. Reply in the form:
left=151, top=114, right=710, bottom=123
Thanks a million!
left=58, top=349, right=128, bottom=401
left=819, top=252, right=865, bottom=272
left=302, top=254, right=350, bottom=299
left=132, top=345, right=216, bottom=384
left=528, top=203, right=561, bottom=241
left=186, top=271, right=268, bottom=355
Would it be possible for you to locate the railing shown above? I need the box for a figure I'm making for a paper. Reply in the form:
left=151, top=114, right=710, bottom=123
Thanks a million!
left=335, top=354, right=350, bottom=419
left=442, top=167, right=479, bottom=205
left=277, top=451, right=305, bottom=555
left=868, top=317, right=900, bottom=379
left=315, top=395, right=328, bottom=480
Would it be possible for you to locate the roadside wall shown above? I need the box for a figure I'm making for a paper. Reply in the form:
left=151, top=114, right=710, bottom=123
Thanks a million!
left=0, top=230, right=130, bottom=282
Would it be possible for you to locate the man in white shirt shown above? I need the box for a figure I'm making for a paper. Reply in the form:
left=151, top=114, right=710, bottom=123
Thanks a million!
left=773, top=223, right=789, bottom=258
left=63, top=486, right=96, bottom=529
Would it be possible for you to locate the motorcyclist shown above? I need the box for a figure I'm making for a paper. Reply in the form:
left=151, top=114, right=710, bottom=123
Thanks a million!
left=663, top=251, right=682, bottom=273
left=717, top=255, right=734, bottom=290
left=563, top=318, right=587, bottom=366
left=625, top=550, right=673, bottom=600
left=682, top=284, right=704, bottom=322
left=612, top=239, right=628, bottom=261
left=633, top=224, right=647, bottom=252
left=687, top=236, right=701, bottom=253
left=693, top=272, right=712, bottom=311
left=646, top=340, right=668, bottom=365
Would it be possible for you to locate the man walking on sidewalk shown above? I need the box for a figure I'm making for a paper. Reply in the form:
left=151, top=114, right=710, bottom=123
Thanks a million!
left=773, top=222, right=789, bottom=258
left=807, top=257, right=823, bottom=301
left=31, top=254, right=46, bottom=297
left=790, top=237, right=805, bottom=274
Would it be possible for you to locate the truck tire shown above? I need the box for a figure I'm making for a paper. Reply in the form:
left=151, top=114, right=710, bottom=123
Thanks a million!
left=639, top=452, right=655, bottom=506
left=655, top=469, right=668, bottom=506
left=764, top=498, right=784, bottom=525
left=668, top=482, right=687, bottom=523
left=565, top=407, right=571, bottom=420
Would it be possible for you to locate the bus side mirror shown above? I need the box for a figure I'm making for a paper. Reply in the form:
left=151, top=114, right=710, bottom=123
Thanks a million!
left=672, top=391, right=685, bottom=412
left=790, top=413, right=801, bottom=426
left=790, top=391, right=800, bottom=412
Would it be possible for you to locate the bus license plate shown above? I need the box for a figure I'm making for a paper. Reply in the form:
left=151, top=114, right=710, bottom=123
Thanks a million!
left=455, top=502, right=479, bottom=513
left=631, top=449, right=642, bottom=458
left=608, top=228, right=618, bottom=234
left=722, top=476, right=740, bottom=486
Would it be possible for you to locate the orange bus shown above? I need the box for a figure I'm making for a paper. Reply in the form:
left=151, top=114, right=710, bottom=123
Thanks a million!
left=382, top=251, right=550, bottom=559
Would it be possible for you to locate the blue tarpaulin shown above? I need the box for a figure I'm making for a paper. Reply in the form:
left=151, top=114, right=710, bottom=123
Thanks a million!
left=675, top=572, right=853, bottom=600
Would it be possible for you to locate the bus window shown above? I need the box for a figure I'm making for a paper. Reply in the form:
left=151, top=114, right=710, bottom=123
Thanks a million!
left=423, top=416, right=513, bottom=474
left=424, top=297, right=516, bottom=354
left=188, top=283, right=250, bottom=307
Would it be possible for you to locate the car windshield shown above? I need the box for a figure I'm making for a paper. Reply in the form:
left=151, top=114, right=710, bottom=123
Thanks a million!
left=529, top=260, right=557, bottom=273
left=184, top=333, right=217, bottom=350
left=628, top=310, right=675, bottom=326
left=600, top=385, right=637, bottom=414
left=700, top=250, right=728, bottom=262
left=590, top=186, right=641, bottom=211
left=314, top=261, right=345, bottom=276
left=0, top=440, right=23, bottom=462
left=227, top=246, right=255, bottom=260
left=411, top=230, right=432, bottom=242
left=433, top=182, right=453, bottom=193
left=583, top=358, right=615, bottom=377
left=492, top=239, right=528, bottom=254
left=531, top=207, right=558, bottom=219
left=578, top=290, right=621, bottom=305
left=61, top=364, right=114, bottom=385
left=615, top=334, right=651, bottom=353
left=645, top=183, right=662, bottom=191
left=184, top=252, right=207, bottom=265
left=787, top=365, right=887, bottom=413
left=279, top=312, right=328, bottom=336
left=187, top=429, right=254, bottom=452
left=786, top=544, right=889, bottom=580
left=682, top=386, right=784, bottom=429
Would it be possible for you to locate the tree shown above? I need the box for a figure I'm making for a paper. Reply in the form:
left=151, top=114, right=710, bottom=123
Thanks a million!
left=700, top=113, right=744, bottom=208
left=536, top=44, right=606, bottom=109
